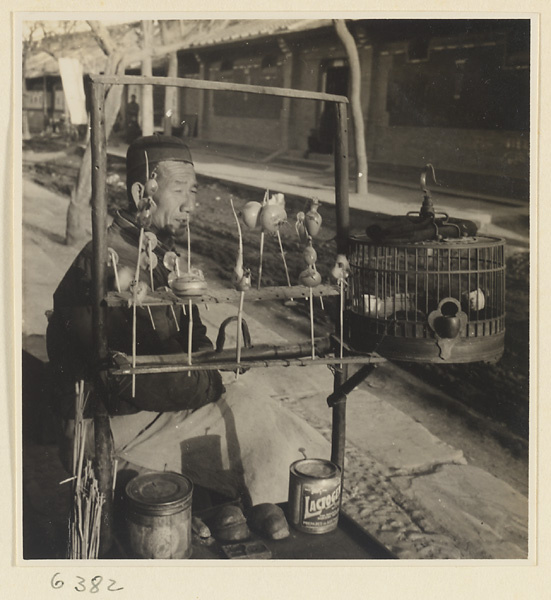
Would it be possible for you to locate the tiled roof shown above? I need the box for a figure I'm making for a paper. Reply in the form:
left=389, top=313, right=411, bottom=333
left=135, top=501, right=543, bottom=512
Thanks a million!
left=177, top=19, right=332, bottom=49
left=24, top=19, right=332, bottom=78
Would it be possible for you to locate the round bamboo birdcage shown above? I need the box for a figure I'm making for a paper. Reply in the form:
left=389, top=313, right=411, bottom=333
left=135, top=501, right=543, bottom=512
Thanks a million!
left=343, top=166, right=506, bottom=364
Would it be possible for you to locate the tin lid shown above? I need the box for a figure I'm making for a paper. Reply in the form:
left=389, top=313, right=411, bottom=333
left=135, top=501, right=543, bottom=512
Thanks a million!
left=293, top=459, right=339, bottom=479
left=125, top=472, right=193, bottom=516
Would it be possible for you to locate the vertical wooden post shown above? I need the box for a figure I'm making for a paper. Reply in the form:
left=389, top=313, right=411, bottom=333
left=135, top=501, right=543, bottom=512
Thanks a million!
left=334, top=101, right=350, bottom=255
left=332, top=99, right=350, bottom=470
left=330, top=366, right=348, bottom=470
left=90, top=80, right=114, bottom=555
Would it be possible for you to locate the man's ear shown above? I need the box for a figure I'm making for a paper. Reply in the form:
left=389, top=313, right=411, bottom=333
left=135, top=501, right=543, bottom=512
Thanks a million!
left=130, top=182, right=145, bottom=210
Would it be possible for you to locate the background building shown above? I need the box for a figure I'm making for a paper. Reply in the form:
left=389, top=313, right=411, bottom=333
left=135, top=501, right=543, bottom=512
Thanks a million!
left=23, top=18, right=530, bottom=200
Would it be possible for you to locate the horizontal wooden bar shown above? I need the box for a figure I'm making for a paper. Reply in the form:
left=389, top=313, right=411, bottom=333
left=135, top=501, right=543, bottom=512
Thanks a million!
left=106, top=284, right=340, bottom=307
left=114, top=337, right=333, bottom=366
left=88, top=74, right=349, bottom=104
left=110, top=355, right=386, bottom=375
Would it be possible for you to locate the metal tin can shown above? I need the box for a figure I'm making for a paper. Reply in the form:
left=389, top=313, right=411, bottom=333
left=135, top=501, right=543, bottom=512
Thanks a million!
left=288, top=458, right=342, bottom=534
left=125, top=472, right=193, bottom=559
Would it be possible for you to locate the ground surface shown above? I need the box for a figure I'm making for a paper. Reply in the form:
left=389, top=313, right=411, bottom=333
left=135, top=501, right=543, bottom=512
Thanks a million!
left=22, top=141, right=530, bottom=442
left=20, top=137, right=530, bottom=560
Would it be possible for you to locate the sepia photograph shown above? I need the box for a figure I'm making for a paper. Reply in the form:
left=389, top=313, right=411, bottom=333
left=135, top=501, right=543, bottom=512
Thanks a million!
left=18, top=14, right=532, bottom=568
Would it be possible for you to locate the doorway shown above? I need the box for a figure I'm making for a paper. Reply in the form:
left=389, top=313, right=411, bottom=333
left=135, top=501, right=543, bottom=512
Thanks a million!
left=308, top=60, right=349, bottom=155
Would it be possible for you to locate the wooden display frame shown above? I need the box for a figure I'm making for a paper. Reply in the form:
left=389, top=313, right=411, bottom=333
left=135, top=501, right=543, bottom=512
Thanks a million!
left=88, top=73, right=379, bottom=553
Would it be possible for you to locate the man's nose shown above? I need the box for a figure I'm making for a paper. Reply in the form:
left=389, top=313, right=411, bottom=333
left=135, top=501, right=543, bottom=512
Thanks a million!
left=180, top=195, right=196, bottom=213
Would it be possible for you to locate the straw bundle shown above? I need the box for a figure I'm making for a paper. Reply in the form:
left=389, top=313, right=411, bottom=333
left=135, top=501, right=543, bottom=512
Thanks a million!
left=66, top=381, right=105, bottom=559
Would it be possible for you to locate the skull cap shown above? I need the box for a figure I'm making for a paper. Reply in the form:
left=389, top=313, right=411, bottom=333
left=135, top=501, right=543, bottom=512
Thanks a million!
left=126, top=135, right=194, bottom=188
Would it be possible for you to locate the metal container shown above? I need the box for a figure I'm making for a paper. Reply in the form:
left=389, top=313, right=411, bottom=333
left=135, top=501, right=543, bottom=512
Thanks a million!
left=125, top=472, right=193, bottom=559
left=288, top=459, right=342, bottom=534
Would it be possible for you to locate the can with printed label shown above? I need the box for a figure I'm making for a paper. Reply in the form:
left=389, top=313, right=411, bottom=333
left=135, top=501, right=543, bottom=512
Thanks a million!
left=288, top=458, right=342, bottom=534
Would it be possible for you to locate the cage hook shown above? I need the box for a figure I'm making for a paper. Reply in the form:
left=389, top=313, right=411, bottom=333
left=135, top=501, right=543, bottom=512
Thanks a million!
left=419, top=163, right=440, bottom=219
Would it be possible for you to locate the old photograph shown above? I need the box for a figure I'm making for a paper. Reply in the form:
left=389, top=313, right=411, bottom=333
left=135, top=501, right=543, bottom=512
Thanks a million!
left=19, top=16, right=530, bottom=563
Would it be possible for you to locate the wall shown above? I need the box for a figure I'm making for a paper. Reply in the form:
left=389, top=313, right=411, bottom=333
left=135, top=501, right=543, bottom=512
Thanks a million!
left=199, top=49, right=287, bottom=151
left=366, top=31, right=530, bottom=191
left=172, top=22, right=530, bottom=197
left=368, top=125, right=529, bottom=179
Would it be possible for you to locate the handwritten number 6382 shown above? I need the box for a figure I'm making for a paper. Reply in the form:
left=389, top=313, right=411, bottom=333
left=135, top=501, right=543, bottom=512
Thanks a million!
left=51, top=573, right=124, bottom=592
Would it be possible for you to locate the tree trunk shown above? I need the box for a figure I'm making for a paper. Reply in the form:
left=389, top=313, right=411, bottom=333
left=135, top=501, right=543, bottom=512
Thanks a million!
left=141, top=20, right=154, bottom=136
left=65, top=22, right=125, bottom=246
left=334, top=19, right=368, bottom=196
left=64, top=71, right=124, bottom=245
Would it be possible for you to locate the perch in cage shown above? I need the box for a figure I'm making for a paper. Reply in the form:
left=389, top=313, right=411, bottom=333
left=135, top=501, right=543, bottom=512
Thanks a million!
left=343, top=165, right=505, bottom=364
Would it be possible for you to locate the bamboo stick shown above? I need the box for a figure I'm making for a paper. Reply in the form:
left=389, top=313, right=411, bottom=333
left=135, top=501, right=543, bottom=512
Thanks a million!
left=310, top=288, right=315, bottom=359
left=277, top=230, right=291, bottom=288
left=132, top=228, right=145, bottom=397
left=236, top=291, right=245, bottom=377
left=187, top=220, right=191, bottom=272
left=187, top=299, right=193, bottom=376
left=340, top=278, right=344, bottom=366
left=147, top=239, right=156, bottom=330
left=257, top=231, right=265, bottom=290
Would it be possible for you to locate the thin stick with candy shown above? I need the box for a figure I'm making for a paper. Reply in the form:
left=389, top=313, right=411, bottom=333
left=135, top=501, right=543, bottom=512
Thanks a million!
left=230, top=198, right=252, bottom=377
left=131, top=228, right=145, bottom=397
left=186, top=220, right=192, bottom=374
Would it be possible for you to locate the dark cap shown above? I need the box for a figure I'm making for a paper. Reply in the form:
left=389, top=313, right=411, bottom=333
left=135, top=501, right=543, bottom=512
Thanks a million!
left=126, top=135, right=193, bottom=183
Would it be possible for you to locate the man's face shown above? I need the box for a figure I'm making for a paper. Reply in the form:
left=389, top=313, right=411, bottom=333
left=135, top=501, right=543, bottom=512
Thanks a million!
left=150, top=161, right=197, bottom=235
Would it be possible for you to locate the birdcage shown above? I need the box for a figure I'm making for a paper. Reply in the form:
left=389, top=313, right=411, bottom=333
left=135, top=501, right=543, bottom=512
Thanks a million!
left=343, top=167, right=506, bottom=364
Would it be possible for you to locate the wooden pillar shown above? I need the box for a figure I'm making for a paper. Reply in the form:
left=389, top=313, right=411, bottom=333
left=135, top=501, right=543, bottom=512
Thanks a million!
left=141, top=21, right=154, bottom=136
left=194, top=53, right=206, bottom=138
left=160, top=21, right=179, bottom=135
left=278, top=38, right=293, bottom=151
left=164, top=52, right=178, bottom=135
left=42, top=75, right=48, bottom=128
left=90, top=80, right=114, bottom=555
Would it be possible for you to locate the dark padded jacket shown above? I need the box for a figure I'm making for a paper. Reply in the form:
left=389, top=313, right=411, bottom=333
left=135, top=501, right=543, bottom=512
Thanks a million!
left=46, top=211, right=224, bottom=419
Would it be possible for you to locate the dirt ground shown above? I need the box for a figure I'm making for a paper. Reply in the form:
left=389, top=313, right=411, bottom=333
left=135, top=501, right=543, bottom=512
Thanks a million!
left=21, top=137, right=530, bottom=560
left=22, top=139, right=530, bottom=445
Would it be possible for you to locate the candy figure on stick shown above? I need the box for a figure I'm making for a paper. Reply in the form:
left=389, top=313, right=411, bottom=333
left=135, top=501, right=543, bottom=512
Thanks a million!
left=231, top=198, right=252, bottom=376
left=296, top=197, right=321, bottom=240
left=164, top=242, right=207, bottom=372
left=239, top=190, right=267, bottom=289
left=331, top=254, right=350, bottom=364
left=128, top=151, right=160, bottom=394
left=298, top=241, right=323, bottom=359
left=252, top=191, right=290, bottom=289
left=304, top=198, right=323, bottom=239
left=296, top=201, right=325, bottom=310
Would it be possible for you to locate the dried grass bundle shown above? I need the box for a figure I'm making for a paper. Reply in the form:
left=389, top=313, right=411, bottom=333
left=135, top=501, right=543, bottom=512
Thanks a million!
left=67, top=381, right=105, bottom=559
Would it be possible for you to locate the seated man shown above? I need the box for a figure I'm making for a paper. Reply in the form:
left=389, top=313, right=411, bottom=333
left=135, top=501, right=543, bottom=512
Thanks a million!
left=47, top=135, right=329, bottom=507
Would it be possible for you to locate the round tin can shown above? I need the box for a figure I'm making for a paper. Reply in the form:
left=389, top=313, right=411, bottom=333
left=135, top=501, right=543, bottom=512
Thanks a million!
left=125, top=472, right=193, bottom=559
left=288, top=458, right=342, bottom=534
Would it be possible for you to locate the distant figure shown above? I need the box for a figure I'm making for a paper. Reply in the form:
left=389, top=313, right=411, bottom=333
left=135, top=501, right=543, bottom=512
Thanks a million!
left=125, top=94, right=142, bottom=143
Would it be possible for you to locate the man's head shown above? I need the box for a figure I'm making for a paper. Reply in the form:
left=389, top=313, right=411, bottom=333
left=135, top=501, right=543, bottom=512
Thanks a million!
left=126, top=135, right=197, bottom=236
left=131, top=94, right=136, bottom=102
